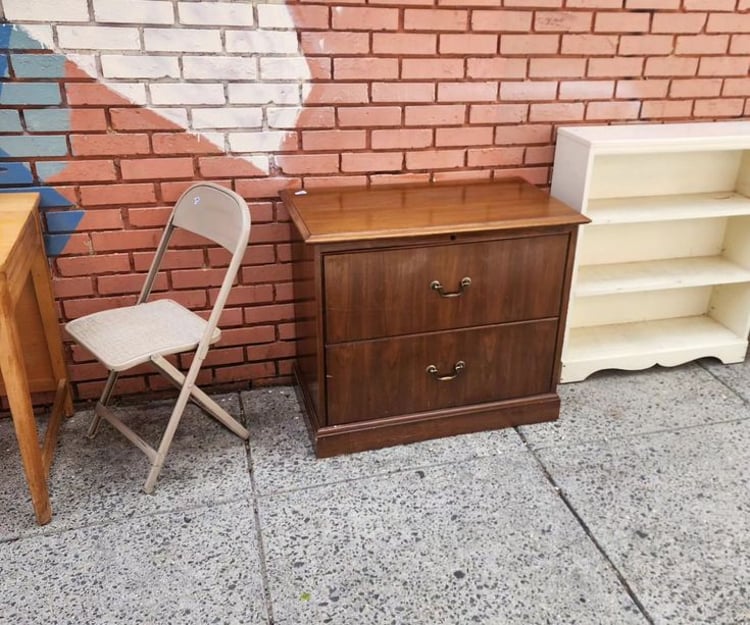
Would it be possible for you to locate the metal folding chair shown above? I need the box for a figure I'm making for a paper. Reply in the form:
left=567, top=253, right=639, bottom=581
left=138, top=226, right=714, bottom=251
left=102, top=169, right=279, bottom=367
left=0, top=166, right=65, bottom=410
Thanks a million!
left=65, top=183, right=251, bottom=493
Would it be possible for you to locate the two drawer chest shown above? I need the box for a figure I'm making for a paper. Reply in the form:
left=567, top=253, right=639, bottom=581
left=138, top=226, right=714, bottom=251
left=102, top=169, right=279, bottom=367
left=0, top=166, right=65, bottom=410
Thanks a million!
left=281, top=178, right=588, bottom=457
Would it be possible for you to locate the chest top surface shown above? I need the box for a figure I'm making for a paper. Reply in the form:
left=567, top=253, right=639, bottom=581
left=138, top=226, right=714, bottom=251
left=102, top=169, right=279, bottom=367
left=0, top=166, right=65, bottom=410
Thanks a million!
left=281, top=178, right=588, bottom=244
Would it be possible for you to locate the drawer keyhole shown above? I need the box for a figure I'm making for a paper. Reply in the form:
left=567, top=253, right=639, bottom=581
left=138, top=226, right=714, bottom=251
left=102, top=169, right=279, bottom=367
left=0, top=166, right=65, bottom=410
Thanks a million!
left=426, top=360, right=466, bottom=381
left=430, top=276, right=471, bottom=298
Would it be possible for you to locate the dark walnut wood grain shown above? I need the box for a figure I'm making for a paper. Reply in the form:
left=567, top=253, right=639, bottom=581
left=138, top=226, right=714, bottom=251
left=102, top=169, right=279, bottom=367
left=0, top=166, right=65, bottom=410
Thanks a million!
left=283, top=178, right=588, bottom=457
left=324, top=234, right=568, bottom=343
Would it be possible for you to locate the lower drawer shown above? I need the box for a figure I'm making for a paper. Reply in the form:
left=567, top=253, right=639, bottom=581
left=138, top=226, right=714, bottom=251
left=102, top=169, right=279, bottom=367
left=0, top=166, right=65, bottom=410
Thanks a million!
left=325, top=319, right=558, bottom=425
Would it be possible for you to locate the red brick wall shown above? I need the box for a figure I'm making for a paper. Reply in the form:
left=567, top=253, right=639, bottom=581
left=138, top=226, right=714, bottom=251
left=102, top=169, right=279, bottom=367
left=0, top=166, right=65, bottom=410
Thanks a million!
left=2, top=1, right=749, bottom=400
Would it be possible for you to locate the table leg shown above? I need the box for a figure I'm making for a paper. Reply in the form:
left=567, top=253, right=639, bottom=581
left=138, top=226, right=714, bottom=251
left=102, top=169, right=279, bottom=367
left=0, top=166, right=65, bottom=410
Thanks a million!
left=0, top=295, right=51, bottom=525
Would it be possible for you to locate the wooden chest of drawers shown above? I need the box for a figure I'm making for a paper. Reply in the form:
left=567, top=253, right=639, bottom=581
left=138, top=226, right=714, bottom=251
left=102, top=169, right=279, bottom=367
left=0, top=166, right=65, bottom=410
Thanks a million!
left=281, top=178, right=588, bottom=457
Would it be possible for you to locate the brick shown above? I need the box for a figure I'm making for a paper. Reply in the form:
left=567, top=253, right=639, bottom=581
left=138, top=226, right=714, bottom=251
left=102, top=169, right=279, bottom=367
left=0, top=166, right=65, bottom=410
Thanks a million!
left=38, top=160, right=116, bottom=183
left=0, top=110, right=22, bottom=132
left=73, top=209, right=123, bottom=231
left=98, top=272, right=168, bottom=295
left=652, top=12, right=707, bottom=34
left=504, top=0, right=562, bottom=5
left=133, top=249, right=204, bottom=271
left=56, top=253, right=131, bottom=277
left=373, top=33, right=437, bottom=55
left=372, top=82, right=436, bottom=103
left=524, top=145, right=554, bottom=165
left=23, top=109, right=70, bottom=132
left=561, top=34, right=618, bottom=56
left=723, top=78, right=750, bottom=97
left=52, top=277, right=94, bottom=299
left=670, top=78, right=723, bottom=98
left=144, top=28, right=222, bottom=52
left=406, top=149, right=464, bottom=170
left=230, top=132, right=299, bottom=153
left=438, top=82, right=498, bottom=102
left=72, top=108, right=109, bottom=132
left=258, top=4, right=328, bottom=29
left=121, top=157, right=195, bottom=181
left=101, top=55, right=179, bottom=80
left=150, top=83, right=225, bottom=106
left=371, top=129, right=433, bottom=149
left=276, top=154, right=339, bottom=175
left=595, top=12, right=650, bottom=33
left=708, top=13, right=750, bottom=33
left=529, top=58, right=586, bottom=78
left=495, top=124, right=552, bottom=145
left=71, top=134, right=150, bottom=157
left=338, top=106, right=402, bottom=127
left=302, top=130, right=366, bottom=150
left=261, top=57, right=327, bottom=81
left=529, top=102, right=585, bottom=122
left=10, top=53, right=66, bottom=78
left=675, top=35, right=730, bottom=55
left=93, top=0, right=172, bottom=22
left=301, top=32, right=369, bottom=55
left=110, top=108, right=182, bottom=131
left=270, top=107, right=334, bottom=129
left=152, top=133, right=224, bottom=155
left=341, top=152, right=403, bottom=173
left=333, top=7, right=398, bottom=30
left=4, top=0, right=89, bottom=21
left=467, top=147, right=524, bottom=167
left=469, top=104, right=528, bottom=124
left=57, top=26, right=140, bottom=50
left=302, top=83, right=369, bottom=104
left=178, top=1, right=253, bottom=25
left=619, top=35, right=674, bottom=56
left=500, top=81, right=557, bottom=101
left=184, top=56, right=257, bottom=80
left=731, top=35, right=750, bottom=54
left=693, top=98, right=745, bottom=118
left=404, top=9, right=467, bottom=31
left=588, top=57, right=645, bottom=77
left=644, top=56, right=699, bottom=77
left=404, top=104, right=465, bottom=125
left=436, top=127, right=493, bottom=147
left=467, top=57, right=527, bottom=79
left=79, top=183, right=156, bottom=207
left=698, top=57, right=750, bottom=77
left=559, top=80, right=614, bottom=100
left=500, top=34, right=559, bottom=55
left=0, top=83, right=60, bottom=105
left=625, top=0, right=679, bottom=7
left=641, top=99, right=693, bottom=119
left=235, top=177, right=301, bottom=200
left=439, top=34, right=498, bottom=55
left=471, top=10, right=533, bottom=32
left=0, top=135, right=68, bottom=157
left=586, top=101, right=641, bottom=120
left=334, top=58, right=398, bottom=80
left=192, top=107, right=263, bottom=130
left=534, top=11, right=592, bottom=32
left=402, top=59, right=464, bottom=79
left=226, top=31, right=299, bottom=54
left=684, top=0, right=736, bottom=8
left=65, top=83, right=135, bottom=106
left=303, top=175, right=368, bottom=189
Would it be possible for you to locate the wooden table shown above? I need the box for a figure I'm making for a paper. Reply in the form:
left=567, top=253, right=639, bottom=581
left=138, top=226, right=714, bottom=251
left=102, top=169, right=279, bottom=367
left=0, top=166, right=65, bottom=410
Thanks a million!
left=0, top=193, right=73, bottom=524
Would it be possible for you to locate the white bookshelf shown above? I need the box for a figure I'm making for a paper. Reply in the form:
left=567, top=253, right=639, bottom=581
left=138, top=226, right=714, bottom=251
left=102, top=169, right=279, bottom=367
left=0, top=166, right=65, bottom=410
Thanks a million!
left=551, top=121, right=750, bottom=383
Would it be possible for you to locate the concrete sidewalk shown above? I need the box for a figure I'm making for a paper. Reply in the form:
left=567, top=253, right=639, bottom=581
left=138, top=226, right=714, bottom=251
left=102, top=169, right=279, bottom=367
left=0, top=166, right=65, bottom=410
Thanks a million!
left=1, top=358, right=748, bottom=624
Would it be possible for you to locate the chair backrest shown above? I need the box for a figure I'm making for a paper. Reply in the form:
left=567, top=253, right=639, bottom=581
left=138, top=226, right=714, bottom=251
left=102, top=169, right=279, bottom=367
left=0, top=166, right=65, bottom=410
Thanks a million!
left=172, top=183, right=250, bottom=254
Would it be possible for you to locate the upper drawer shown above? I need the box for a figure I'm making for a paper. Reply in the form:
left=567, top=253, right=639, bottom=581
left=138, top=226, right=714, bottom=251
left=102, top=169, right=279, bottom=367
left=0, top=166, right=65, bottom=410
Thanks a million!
left=323, top=234, right=569, bottom=343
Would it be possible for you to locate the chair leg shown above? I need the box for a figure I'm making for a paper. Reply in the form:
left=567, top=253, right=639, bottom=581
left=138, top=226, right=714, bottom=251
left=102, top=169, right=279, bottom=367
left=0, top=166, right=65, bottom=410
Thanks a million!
left=142, top=381, right=193, bottom=494
left=88, top=370, right=119, bottom=438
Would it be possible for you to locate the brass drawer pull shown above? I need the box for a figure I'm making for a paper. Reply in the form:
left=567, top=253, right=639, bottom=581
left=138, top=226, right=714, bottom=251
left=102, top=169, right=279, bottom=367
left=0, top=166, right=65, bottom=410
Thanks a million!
left=430, top=276, right=471, bottom=298
left=426, top=360, right=465, bottom=381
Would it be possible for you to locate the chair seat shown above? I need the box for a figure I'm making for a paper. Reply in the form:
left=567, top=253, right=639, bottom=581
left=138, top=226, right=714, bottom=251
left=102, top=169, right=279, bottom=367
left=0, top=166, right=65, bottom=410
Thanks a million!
left=65, top=299, right=220, bottom=372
